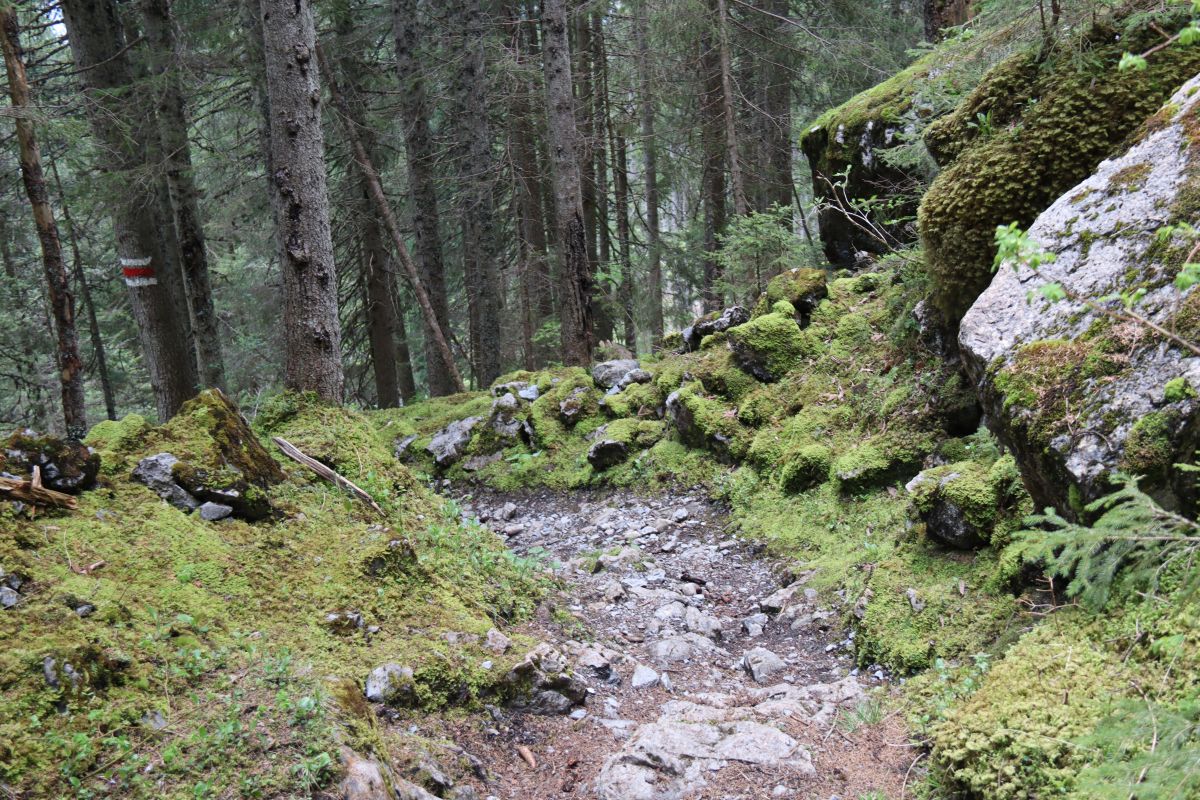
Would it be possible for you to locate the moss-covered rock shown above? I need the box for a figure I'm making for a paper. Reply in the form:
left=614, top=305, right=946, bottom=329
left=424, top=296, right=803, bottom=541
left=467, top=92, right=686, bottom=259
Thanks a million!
left=694, top=348, right=757, bottom=402
left=832, top=431, right=934, bottom=494
left=959, top=69, right=1200, bottom=516
left=587, top=419, right=667, bottom=470
left=920, top=16, right=1200, bottom=329
left=666, top=383, right=752, bottom=463
left=801, top=52, right=945, bottom=264
left=778, top=444, right=832, bottom=494
left=908, top=455, right=1025, bottom=549
left=1, top=430, right=99, bottom=494
left=726, top=313, right=813, bottom=383
left=759, top=268, right=829, bottom=327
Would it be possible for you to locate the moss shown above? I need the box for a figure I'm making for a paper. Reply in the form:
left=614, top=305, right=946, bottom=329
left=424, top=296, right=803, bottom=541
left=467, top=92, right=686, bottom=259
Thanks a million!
left=1121, top=411, right=1175, bottom=477
left=83, top=415, right=153, bottom=474
left=0, top=402, right=549, bottom=797
left=1164, top=376, right=1197, bottom=403
left=699, top=330, right=728, bottom=350
left=670, top=382, right=753, bottom=462
left=726, top=313, right=813, bottom=382
left=694, top=348, right=757, bottom=402
left=831, top=430, right=935, bottom=494
left=764, top=268, right=828, bottom=314
left=1106, top=161, right=1152, bottom=193
left=601, top=380, right=665, bottom=418
left=526, top=369, right=603, bottom=450
left=919, top=23, right=1200, bottom=327
left=778, top=444, right=832, bottom=493
left=929, top=624, right=1126, bottom=799
left=603, top=418, right=666, bottom=449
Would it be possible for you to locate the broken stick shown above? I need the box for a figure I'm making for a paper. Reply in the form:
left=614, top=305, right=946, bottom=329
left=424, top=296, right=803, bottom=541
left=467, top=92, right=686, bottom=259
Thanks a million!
left=0, top=466, right=78, bottom=511
left=271, top=437, right=384, bottom=515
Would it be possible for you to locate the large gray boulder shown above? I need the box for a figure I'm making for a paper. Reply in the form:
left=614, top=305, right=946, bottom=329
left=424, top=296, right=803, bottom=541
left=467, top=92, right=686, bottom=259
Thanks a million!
left=960, top=74, right=1200, bottom=515
left=131, top=453, right=199, bottom=512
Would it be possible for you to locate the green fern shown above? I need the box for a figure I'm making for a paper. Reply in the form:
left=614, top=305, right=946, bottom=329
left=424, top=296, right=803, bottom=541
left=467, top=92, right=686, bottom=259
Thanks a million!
left=1012, top=475, right=1200, bottom=610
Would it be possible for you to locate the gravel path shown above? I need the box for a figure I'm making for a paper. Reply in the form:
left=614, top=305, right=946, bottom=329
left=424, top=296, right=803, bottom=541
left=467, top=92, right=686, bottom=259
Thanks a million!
left=414, top=485, right=915, bottom=800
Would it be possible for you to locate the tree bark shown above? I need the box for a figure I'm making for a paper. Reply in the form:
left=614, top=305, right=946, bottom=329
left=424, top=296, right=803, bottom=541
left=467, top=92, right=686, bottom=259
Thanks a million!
left=714, top=0, right=748, bottom=217
left=700, top=28, right=727, bottom=312
left=60, top=0, right=196, bottom=421
left=316, top=44, right=465, bottom=394
left=2, top=9, right=87, bottom=437
left=392, top=0, right=455, bottom=396
left=140, top=0, right=225, bottom=391
left=258, top=0, right=343, bottom=402
left=761, top=0, right=793, bottom=212
left=446, top=0, right=503, bottom=387
left=542, top=0, right=593, bottom=366
left=48, top=151, right=117, bottom=421
left=613, top=126, right=634, bottom=351
left=635, top=2, right=664, bottom=344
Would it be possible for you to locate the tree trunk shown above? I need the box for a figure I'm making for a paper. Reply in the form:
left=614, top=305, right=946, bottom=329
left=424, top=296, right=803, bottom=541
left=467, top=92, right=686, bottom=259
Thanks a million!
left=258, top=0, right=343, bottom=402
left=60, top=0, right=196, bottom=421
left=591, top=10, right=615, bottom=344
left=2, top=9, right=87, bottom=437
left=635, top=2, right=664, bottom=344
left=542, top=0, right=593, bottom=366
left=316, top=45, right=465, bottom=394
left=446, top=0, right=502, bottom=387
left=510, top=1, right=554, bottom=367
left=392, top=0, right=455, bottom=397
left=761, top=0, right=793, bottom=212
left=700, top=29, right=727, bottom=312
left=48, top=151, right=117, bottom=421
left=141, top=0, right=225, bottom=391
left=392, top=294, right=417, bottom=403
left=613, top=126, right=634, bottom=351
left=715, top=0, right=748, bottom=217
left=573, top=9, right=609, bottom=344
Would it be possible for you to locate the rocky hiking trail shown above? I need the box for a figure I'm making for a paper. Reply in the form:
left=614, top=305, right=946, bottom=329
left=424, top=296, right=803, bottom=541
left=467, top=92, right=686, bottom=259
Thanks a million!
left=409, top=485, right=915, bottom=800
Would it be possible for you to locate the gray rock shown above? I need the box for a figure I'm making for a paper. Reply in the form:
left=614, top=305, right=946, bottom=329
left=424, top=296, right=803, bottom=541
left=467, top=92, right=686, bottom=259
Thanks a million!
left=742, top=647, right=786, bottom=683
left=592, top=359, right=641, bottom=390
left=364, top=663, right=416, bottom=705
left=393, top=434, right=418, bottom=459
left=905, top=587, right=925, bottom=613
left=760, top=582, right=803, bottom=614
left=485, top=628, right=511, bottom=654
left=198, top=501, right=234, bottom=522
left=682, top=306, right=750, bottom=352
left=461, top=452, right=502, bottom=472
left=588, top=438, right=630, bottom=470
left=742, top=613, right=769, bottom=637
left=518, top=384, right=540, bottom=401
left=425, top=417, right=482, bottom=468
left=490, top=393, right=530, bottom=441
left=498, top=502, right=518, bottom=521
left=0, top=566, right=22, bottom=591
left=593, top=717, right=812, bottom=800
left=74, top=603, right=96, bottom=618
left=131, top=453, right=199, bottom=511
left=504, top=644, right=587, bottom=715
left=631, top=664, right=659, bottom=689
left=616, top=368, right=652, bottom=390
left=683, top=606, right=722, bottom=640
left=960, top=74, right=1200, bottom=514
left=1, top=586, right=19, bottom=609
left=672, top=507, right=690, bottom=522
left=649, top=633, right=717, bottom=666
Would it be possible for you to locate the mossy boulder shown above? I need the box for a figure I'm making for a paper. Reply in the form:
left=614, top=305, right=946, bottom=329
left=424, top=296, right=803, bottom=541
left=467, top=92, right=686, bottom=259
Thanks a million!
left=726, top=313, right=812, bottom=383
left=959, top=72, right=1200, bottom=516
left=666, top=383, right=752, bottom=463
left=907, top=456, right=1023, bottom=549
left=695, top=348, right=757, bottom=402
left=832, top=431, right=933, bottom=494
left=920, top=15, right=1200, bottom=331
left=528, top=369, right=604, bottom=449
left=801, top=52, right=943, bottom=265
left=587, top=419, right=666, bottom=470
left=757, top=268, right=829, bottom=327
left=1, top=430, right=99, bottom=494
left=778, top=444, right=832, bottom=494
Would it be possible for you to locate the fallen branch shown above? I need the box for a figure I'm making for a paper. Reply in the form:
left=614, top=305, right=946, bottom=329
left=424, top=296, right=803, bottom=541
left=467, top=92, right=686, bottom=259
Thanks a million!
left=0, top=466, right=78, bottom=511
left=272, top=437, right=384, bottom=515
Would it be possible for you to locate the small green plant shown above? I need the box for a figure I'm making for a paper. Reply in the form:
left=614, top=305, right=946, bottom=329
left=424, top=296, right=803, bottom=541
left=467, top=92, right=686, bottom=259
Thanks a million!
left=1012, top=475, right=1200, bottom=610
left=715, top=204, right=816, bottom=301
left=839, top=695, right=887, bottom=733
left=966, top=109, right=995, bottom=138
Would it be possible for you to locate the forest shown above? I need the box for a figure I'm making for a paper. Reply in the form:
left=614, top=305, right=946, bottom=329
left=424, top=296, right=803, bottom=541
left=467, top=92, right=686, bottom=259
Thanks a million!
left=2, top=0, right=1200, bottom=798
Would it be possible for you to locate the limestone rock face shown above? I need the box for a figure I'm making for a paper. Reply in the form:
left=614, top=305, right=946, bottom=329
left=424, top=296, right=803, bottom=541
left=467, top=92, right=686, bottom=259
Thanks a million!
left=960, top=73, right=1200, bottom=514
